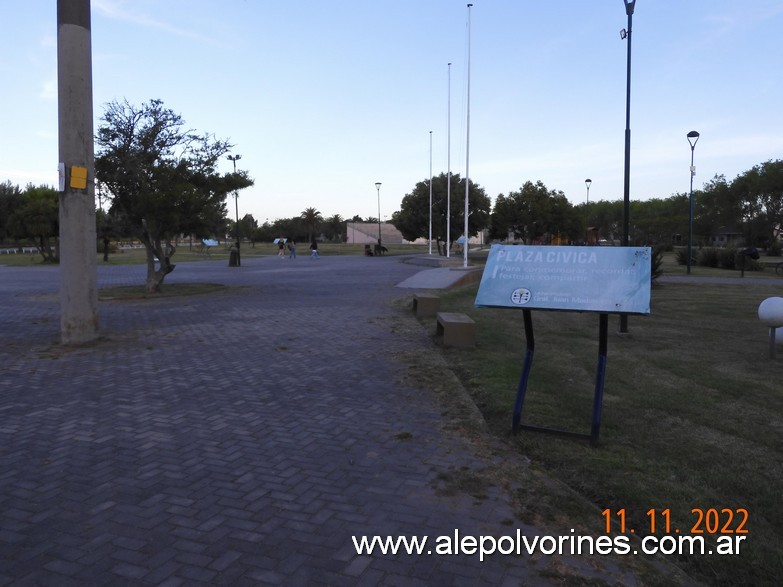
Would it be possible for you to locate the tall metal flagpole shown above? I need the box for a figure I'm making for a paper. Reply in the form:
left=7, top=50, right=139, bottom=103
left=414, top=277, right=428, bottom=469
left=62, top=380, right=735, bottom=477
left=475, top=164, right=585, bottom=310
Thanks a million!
left=463, top=4, right=473, bottom=268
left=446, top=62, right=452, bottom=258
left=428, top=130, right=433, bottom=255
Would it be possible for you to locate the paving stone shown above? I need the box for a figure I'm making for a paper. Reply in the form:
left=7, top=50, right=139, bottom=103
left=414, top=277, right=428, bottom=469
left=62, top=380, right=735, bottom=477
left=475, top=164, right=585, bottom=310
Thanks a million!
left=0, top=257, right=653, bottom=585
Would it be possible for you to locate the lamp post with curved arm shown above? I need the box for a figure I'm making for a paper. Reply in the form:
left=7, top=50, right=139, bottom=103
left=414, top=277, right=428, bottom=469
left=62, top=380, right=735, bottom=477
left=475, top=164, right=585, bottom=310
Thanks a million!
left=619, top=0, right=636, bottom=333
left=227, top=154, right=242, bottom=267
left=687, top=130, right=700, bottom=275
left=375, top=182, right=382, bottom=248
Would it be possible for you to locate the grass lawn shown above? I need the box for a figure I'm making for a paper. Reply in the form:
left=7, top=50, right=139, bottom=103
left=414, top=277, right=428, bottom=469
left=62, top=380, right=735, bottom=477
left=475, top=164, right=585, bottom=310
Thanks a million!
left=417, top=261, right=782, bottom=585
left=0, top=242, right=433, bottom=267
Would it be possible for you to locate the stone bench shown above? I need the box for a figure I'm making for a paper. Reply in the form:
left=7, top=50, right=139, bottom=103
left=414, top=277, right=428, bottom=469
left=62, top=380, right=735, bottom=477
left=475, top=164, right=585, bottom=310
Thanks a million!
left=412, top=293, right=440, bottom=318
left=436, top=312, right=475, bottom=348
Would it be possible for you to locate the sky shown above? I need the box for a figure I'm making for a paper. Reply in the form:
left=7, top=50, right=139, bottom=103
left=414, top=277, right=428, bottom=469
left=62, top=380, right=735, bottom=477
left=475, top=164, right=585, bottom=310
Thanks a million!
left=2, top=0, right=783, bottom=225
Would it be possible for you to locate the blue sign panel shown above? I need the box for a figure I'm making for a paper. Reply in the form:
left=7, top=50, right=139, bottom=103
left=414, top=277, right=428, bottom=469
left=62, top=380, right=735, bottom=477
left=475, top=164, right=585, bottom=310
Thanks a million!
left=475, top=245, right=651, bottom=314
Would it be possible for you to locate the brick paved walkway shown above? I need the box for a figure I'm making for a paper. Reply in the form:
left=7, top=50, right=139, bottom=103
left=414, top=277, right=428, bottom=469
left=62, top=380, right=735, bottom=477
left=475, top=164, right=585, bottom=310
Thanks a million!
left=0, top=255, right=654, bottom=586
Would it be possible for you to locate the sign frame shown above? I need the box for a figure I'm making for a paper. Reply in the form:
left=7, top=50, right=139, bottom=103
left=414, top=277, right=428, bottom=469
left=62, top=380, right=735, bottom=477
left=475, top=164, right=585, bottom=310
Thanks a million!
left=474, top=245, right=652, bottom=445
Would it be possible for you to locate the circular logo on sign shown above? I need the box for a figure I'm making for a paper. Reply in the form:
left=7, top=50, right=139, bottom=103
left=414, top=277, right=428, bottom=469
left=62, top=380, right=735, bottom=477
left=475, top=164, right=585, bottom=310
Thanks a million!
left=510, top=288, right=531, bottom=305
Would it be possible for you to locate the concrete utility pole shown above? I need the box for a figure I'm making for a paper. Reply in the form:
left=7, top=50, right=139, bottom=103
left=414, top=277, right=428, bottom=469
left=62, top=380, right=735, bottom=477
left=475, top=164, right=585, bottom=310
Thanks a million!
left=57, top=0, right=99, bottom=344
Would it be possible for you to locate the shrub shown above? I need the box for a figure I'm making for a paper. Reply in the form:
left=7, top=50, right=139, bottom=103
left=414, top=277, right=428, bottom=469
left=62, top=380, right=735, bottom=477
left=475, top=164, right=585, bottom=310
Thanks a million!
left=651, top=245, right=664, bottom=281
left=718, top=248, right=737, bottom=270
left=698, top=247, right=720, bottom=268
left=675, top=248, right=690, bottom=266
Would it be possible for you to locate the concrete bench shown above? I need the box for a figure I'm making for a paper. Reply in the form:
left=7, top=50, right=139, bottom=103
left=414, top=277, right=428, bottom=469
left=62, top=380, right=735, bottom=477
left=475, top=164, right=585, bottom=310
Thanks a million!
left=412, top=293, right=440, bottom=318
left=436, top=312, right=475, bottom=348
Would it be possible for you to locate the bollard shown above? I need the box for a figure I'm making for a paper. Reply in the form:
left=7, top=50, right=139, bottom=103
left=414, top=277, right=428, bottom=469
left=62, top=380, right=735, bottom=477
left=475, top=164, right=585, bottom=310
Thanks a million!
left=758, top=297, right=783, bottom=359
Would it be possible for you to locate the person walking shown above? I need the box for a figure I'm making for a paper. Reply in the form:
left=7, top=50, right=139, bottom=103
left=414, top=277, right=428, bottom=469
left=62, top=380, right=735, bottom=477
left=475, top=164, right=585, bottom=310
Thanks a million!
left=310, top=239, right=319, bottom=259
left=277, top=239, right=286, bottom=258
left=288, top=240, right=297, bottom=259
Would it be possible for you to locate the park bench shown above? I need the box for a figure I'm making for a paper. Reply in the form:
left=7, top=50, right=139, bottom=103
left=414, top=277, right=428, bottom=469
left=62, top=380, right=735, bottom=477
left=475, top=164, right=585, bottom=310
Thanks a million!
left=199, top=238, right=219, bottom=256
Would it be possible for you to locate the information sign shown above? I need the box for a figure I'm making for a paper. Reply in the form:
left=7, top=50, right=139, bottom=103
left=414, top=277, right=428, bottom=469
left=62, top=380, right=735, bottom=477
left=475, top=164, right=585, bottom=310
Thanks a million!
left=475, top=245, right=651, bottom=315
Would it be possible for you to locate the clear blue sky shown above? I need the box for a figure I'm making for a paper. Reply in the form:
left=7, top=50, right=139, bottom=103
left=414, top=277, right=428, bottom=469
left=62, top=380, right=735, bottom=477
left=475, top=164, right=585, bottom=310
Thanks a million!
left=3, top=1, right=782, bottom=225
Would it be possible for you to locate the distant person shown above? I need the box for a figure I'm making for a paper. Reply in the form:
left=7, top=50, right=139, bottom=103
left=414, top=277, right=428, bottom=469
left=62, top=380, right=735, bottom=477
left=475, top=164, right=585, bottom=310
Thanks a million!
left=310, top=239, right=319, bottom=259
left=288, top=240, right=296, bottom=259
left=278, top=239, right=286, bottom=258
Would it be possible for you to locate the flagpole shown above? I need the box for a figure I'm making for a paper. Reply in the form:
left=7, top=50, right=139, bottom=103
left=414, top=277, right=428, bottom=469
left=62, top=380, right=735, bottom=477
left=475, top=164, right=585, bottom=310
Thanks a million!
left=463, top=3, right=473, bottom=268
left=446, top=62, right=452, bottom=258
left=428, top=130, right=433, bottom=255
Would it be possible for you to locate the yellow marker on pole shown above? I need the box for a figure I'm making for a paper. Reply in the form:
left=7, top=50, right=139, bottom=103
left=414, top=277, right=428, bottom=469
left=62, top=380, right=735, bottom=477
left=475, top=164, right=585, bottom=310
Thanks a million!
left=70, top=165, right=87, bottom=190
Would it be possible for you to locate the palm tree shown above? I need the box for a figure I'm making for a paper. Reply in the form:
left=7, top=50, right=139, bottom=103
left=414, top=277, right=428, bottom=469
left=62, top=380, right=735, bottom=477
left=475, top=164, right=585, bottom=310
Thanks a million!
left=300, top=207, right=323, bottom=243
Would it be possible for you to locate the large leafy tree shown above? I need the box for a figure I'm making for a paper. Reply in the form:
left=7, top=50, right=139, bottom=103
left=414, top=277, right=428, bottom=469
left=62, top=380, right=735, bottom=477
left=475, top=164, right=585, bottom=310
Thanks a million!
left=730, top=160, right=783, bottom=246
left=230, top=213, right=258, bottom=245
left=9, top=185, right=60, bottom=262
left=579, top=199, right=624, bottom=244
left=490, top=180, right=578, bottom=244
left=694, top=175, right=742, bottom=244
left=629, top=194, right=689, bottom=245
left=95, top=98, right=253, bottom=292
left=0, top=181, right=23, bottom=244
left=392, top=172, right=490, bottom=255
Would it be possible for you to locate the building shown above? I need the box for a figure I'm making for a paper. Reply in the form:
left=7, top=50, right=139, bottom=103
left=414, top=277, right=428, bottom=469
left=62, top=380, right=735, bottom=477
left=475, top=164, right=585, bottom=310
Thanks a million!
left=345, top=222, right=405, bottom=245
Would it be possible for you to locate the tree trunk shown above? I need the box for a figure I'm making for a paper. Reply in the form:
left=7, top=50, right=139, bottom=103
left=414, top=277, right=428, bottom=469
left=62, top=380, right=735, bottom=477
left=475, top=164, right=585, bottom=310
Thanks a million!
left=142, top=233, right=176, bottom=293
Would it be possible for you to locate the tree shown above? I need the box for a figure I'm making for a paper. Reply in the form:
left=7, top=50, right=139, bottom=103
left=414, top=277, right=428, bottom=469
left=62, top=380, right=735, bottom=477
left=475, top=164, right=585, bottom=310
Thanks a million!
left=252, top=220, right=276, bottom=244
left=95, top=208, right=118, bottom=262
left=300, top=207, right=323, bottom=243
left=584, top=199, right=623, bottom=244
left=0, top=181, right=23, bottom=244
left=12, top=185, right=59, bottom=262
left=731, top=160, right=783, bottom=247
left=322, top=214, right=344, bottom=242
left=694, top=175, right=741, bottom=245
left=230, top=213, right=258, bottom=246
left=393, top=173, right=490, bottom=255
left=95, top=98, right=253, bottom=292
left=630, top=195, right=688, bottom=246
left=489, top=180, right=578, bottom=244
left=271, top=217, right=300, bottom=242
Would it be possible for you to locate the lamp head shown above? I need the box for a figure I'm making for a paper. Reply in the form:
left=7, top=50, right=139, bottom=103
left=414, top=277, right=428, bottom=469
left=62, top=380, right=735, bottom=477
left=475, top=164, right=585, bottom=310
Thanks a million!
left=585, top=178, right=592, bottom=188
left=687, top=130, right=700, bottom=149
left=624, top=0, right=636, bottom=16
left=375, top=182, right=382, bottom=190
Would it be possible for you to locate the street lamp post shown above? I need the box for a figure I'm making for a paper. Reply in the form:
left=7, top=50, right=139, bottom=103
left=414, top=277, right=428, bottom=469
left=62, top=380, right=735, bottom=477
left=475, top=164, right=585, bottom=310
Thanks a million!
left=227, top=154, right=242, bottom=267
left=620, top=0, right=636, bottom=334
left=375, top=182, right=382, bottom=248
left=687, top=130, right=700, bottom=275
left=585, top=178, right=592, bottom=243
